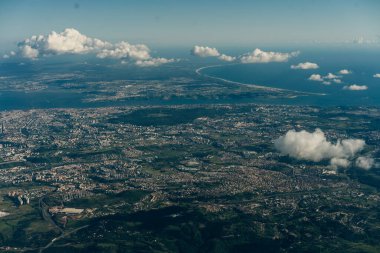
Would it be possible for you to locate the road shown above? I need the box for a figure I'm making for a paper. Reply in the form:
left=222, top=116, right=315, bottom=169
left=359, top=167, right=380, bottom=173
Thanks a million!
left=39, top=225, right=89, bottom=253
left=38, top=196, right=90, bottom=252
left=39, top=197, right=63, bottom=233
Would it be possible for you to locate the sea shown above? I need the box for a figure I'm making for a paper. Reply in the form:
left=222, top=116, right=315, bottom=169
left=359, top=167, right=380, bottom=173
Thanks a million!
left=0, top=47, right=379, bottom=110
left=200, top=47, right=380, bottom=106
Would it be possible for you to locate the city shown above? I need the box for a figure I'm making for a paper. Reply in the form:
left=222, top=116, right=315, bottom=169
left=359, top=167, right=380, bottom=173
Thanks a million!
left=0, top=104, right=379, bottom=252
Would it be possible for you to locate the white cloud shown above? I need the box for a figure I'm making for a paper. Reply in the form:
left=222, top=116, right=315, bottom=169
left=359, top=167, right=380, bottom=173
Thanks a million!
left=338, top=69, right=351, bottom=75
left=191, top=45, right=220, bottom=57
left=191, top=45, right=235, bottom=62
left=355, top=156, right=375, bottom=170
left=324, top=73, right=339, bottom=79
left=4, top=51, right=15, bottom=58
left=353, top=37, right=365, bottom=44
left=191, top=46, right=298, bottom=63
left=218, top=54, right=236, bottom=62
left=308, top=74, right=323, bottom=82
left=45, top=28, right=110, bottom=54
left=343, top=84, right=368, bottom=91
left=274, top=129, right=365, bottom=166
left=8, top=28, right=173, bottom=67
left=97, top=41, right=151, bottom=60
left=373, top=74, right=380, bottom=78
left=240, top=48, right=299, bottom=64
left=352, top=36, right=378, bottom=45
left=21, top=45, right=39, bottom=59
left=330, top=158, right=350, bottom=169
left=135, top=57, right=175, bottom=67
left=16, top=28, right=110, bottom=58
left=291, top=62, right=319, bottom=70
left=309, top=73, right=343, bottom=84
left=332, top=79, right=342, bottom=84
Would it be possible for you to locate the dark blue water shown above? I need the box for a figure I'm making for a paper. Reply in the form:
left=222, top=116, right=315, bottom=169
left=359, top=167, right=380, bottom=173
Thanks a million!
left=202, top=48, right=380, bottom=106
left=1, top=48, right=379, bottom=110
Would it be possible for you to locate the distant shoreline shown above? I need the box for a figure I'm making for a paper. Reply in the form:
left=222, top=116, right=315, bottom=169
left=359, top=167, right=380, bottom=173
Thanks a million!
left=195, top=64, right=327, bottom=96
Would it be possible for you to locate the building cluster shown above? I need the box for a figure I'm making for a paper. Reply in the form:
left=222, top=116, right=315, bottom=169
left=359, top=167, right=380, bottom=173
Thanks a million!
left=0, top=105, right=378, bottom=226
left=7, top=191, right=30, bottom=206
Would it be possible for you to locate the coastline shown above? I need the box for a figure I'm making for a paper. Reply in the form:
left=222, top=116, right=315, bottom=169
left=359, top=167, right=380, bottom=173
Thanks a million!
left=195, top=64, right=327, bottom=96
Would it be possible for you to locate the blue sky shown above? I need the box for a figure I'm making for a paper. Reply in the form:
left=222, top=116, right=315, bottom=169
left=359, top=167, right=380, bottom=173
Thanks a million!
left=1, top=0, right=380, bottom=50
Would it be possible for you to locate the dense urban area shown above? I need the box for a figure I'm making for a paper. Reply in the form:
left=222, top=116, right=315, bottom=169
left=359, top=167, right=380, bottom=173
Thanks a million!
left=0, top=103, right=379, bottom=252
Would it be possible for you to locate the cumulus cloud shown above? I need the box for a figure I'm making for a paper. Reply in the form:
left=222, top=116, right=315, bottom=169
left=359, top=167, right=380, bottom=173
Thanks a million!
left=191, top=45, right=235, bottom=62
left=3, top=51, right=16, bottom=59
left=3, top=51, right=15, bottom=58
left=45, top=29, right=110, bottom=54
left=240, top=48, right=299, bottom=64
left=308, top=73, right=343, bottom=84
left=355, top=156, right=375, bottom=170
left=308, top=74, right=324, bottom=82
left=8, top=28, right=173, bottom=67
left=373, top=74, right=380, bottom=78
left=17, top=28, right=110, bottom=58
left=21, top=45, right=39, bottom=59
left=339, top=69, right=351, bottom=75
left=352, top=36, right=378, bottom=45
left=135, top=57, right=175, bottom=67
left=218, top=54, right=236, bottom=62
left=191, top=45, right=220, bottom=57
left=343, top=84, right=368, bottom=91
left=330, top=158, right=350, bottom=169
left=353, top=37, right=365, bottom=44
left=191, top=46, right=298, bottom=63
left=291, top=62, right=319, bottom=70
left=96, top=41, right=150, bottom=60
left=332, top=79, right=342, bottom=84
left=274, top=129, right=365, bottom=168
left=324, top=73, right=339, bottom=79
